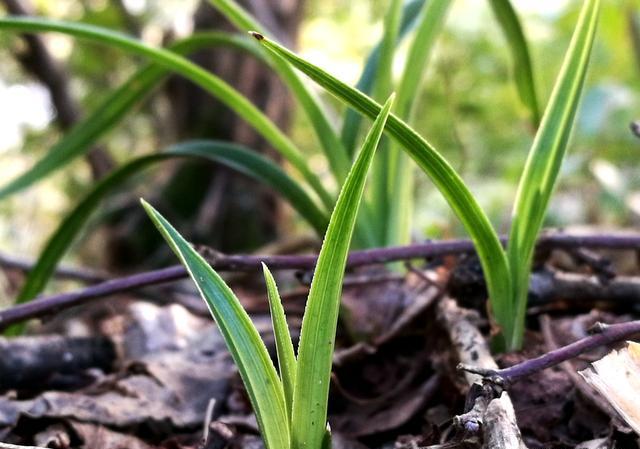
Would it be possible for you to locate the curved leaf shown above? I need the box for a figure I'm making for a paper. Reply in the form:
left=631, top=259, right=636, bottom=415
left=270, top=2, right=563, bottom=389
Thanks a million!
left=262, top=263, right=297, bottom=418
left=368, top=0, right=403, bottom=245
left=507, top=0, right=600, bottom=349
left=0, top=32, right=255, bottom=200
left=142, top=201, right=290, bottom=449
left=252, top=33, right=512, bottom=351
left=386, top=0, right=451, bottom=246
left=488, top=0, right=540, bottom=126
left=0, top=17, right=333, bottom=209
left=9, top=141, right=327, bottom=332
left=292, top=95, right=394, bottom=449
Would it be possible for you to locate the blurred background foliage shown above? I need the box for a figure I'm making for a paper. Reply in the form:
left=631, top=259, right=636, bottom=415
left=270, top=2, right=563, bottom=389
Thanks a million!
left=0, top=0, right=638, bottom=280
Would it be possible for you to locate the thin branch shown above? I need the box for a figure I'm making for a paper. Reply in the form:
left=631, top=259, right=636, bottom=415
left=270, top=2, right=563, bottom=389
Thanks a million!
left=1, top=231, right=639, bottom=330
left=0, top=266, right=186, bottom=330
left=538, top=315, right=623, bottom=425
left=462, top=319, right=640, bottom=385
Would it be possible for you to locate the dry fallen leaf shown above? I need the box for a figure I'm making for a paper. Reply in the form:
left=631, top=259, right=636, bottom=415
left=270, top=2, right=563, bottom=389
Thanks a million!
left=580, top=341, right=640, bottom=435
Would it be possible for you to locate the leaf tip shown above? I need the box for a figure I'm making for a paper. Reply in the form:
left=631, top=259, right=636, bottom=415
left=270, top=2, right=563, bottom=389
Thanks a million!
left=140, top=197, right=151, bottom=210
left=249, top=31, right=264, bottom=41
left=140, top=198, right=157, bottom=220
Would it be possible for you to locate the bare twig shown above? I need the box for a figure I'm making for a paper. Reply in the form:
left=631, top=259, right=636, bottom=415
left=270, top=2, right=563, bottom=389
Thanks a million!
left=462, top=319, right=640, bottom=385
left=0, top=266, right=186, bottom=330
left=2, top=0, right=114, bottom=178
left=1, top=231, right=639, bottom=330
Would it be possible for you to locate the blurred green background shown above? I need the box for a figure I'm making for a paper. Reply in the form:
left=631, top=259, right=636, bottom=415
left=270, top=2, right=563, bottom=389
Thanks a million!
left=0, top=0, right=638, bottom=278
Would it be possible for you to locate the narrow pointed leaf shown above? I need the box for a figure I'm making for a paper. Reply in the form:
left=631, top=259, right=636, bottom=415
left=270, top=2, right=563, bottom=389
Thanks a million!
left=142, top=201, right=289, bottom=449
left=386, top=0, right=451, bottom=246
left=488, top=0, right=540, bottom=125
left=7, top=141, right=327, bottom=335
left=0, top=33, right=261, bottom=201
left=373, top=0, right=403, bottom=101
left=507, top=0, right=601, bottom=349
left=341, top=0, right=425, bottom=156
left=0, top=17, right=333, bottom=209
left=262, top=263, right=297, bottom=418
left=209, top=0, right=351, bottom=182
left=368, top=0, right=403, bottom=245
left=291, top=95, right=394, bottom=449
left=252, top=33, right=512, bottom=346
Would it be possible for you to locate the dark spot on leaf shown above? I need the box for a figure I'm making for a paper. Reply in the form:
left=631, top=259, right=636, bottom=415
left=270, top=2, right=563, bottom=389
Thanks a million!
left=250, top=31, right=264, bottom=41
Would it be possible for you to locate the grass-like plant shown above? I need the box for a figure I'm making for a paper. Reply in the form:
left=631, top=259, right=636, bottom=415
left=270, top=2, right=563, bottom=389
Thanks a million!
left=142, top=96, right=394, bottom=449
left=249, top=0, right=601, bottom=349
left=0, top=0, right=599, bottom=348
left=0, top=0, right=540, bottom=324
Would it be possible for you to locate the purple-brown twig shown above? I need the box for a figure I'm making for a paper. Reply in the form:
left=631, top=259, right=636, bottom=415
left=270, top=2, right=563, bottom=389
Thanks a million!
left=460, top=319, right=640, bottom=385
left=1, top=231, right=639, bottom=330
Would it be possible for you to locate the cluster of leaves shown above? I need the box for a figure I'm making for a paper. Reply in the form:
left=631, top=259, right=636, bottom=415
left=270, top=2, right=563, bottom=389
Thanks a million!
left=0, top=0, right=602, bottom=444
left=143, top=95, right=395, bottom=449
left=0, top=0, right=600, bottom=349
left=0, top=0, right=534, bottom=316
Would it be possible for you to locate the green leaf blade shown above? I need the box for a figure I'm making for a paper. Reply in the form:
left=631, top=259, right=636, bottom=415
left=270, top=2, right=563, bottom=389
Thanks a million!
left=291, top=95, right=394, bottom=449
left=142, top=201, right=290, bottom=449
left=262, top=263, right=297, bottom=419
left=253, top=34, right=512, bottom=349
left=386, top=0, right=452, bottom=247
left=368, top=0, right=403, bottom=245
left=507, top=0, right=601, bottom=349
left=0, top=18, right=333, bottom=209
left=0, top=32, right=259, bottom=200
left=488, top=0, right=540, bottom=125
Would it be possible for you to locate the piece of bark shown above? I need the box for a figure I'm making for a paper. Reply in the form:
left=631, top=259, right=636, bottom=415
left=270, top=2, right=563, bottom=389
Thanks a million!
left=0, top=336, right=116, bottom=391
left=437, top=297, right=527, bottom=449
left=529, top=269, right=640, bottom=307
left=580, top=341, right=640, bottom=436
left=483, top=393, right=527, bottom=449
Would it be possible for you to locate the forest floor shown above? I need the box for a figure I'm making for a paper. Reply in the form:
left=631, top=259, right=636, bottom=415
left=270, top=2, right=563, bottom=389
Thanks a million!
left=0, top=230, right=639, bottom=448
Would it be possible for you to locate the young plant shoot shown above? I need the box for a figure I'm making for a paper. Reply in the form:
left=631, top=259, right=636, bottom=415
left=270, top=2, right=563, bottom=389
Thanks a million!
left=142, top=95, right=395, bottom=449
left=0, top=0, right=545, bottom=338
left=250, top=0, right=601, bottom=349
left=0, top=0, right=599, bottom=350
